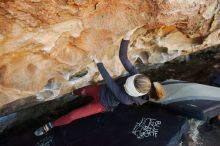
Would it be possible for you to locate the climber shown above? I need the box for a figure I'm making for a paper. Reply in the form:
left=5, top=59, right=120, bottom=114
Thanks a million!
left=34, top=27, right=166, bottom=136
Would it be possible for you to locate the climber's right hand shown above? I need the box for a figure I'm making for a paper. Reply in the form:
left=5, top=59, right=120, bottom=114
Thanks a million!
left=89, top=54, right=99, bottom=64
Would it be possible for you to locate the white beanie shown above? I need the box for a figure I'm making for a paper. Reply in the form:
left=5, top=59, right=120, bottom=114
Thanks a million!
left=124, top=74, right=148, bottom=97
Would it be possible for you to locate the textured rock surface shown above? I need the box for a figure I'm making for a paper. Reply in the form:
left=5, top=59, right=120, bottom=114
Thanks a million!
left=0, top=0, right=220, bottom=111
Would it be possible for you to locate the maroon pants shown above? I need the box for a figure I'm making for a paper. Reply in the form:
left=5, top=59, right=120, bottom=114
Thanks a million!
left=52, top=85, right=106, bottom=127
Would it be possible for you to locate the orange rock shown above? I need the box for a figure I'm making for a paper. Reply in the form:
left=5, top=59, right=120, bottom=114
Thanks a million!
left=0, top=0, right=219, bottom=110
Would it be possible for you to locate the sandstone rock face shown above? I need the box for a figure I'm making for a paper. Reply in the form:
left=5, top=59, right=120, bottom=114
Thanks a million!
left=0, top=0, right=220, bottom=112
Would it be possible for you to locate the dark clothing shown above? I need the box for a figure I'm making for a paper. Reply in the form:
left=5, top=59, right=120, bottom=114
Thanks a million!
left=119, top=40, right=139, bottom=75
left=98, top=39, right=148, bottom=111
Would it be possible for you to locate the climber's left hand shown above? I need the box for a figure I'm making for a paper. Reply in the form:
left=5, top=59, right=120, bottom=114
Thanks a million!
left=123, top=27, right=140, bottom=40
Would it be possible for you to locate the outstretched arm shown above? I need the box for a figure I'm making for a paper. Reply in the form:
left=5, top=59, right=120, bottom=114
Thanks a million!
left=119, top=39, right=139, bottom=75
left=97, top=63, right=133, bottom=105
left=97, top=63, right=122, bottom=96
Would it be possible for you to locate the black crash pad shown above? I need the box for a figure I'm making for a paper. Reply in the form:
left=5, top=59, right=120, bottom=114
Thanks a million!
left=28, top=105, right=189, bottom=146
left=163, top=100, right=220, bottom=121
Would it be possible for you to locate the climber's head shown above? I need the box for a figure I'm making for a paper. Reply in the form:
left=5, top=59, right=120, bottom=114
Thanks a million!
left=124, top=74, right=151, bottom=97
left=124, top=74, right=166, bottom=101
